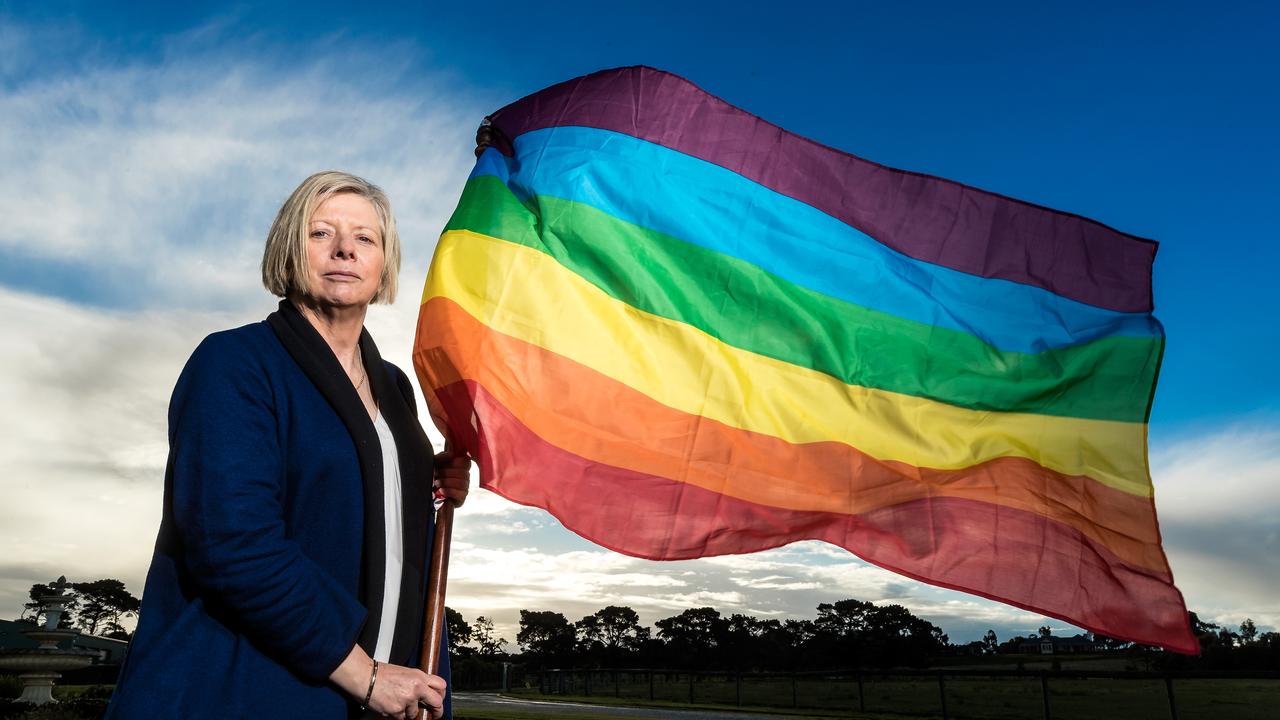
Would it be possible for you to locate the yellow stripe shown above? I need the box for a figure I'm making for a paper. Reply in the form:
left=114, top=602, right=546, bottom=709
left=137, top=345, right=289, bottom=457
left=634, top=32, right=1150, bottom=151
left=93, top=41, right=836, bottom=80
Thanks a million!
left=425, top=230, right=1154, bottom=497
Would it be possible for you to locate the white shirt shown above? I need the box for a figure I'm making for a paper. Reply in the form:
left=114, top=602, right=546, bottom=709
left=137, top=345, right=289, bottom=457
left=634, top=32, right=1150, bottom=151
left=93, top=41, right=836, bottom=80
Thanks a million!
left=371, top=411, right=403, bottom=663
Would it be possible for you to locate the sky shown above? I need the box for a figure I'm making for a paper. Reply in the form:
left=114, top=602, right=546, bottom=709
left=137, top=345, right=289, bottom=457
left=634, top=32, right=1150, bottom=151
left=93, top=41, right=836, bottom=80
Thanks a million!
left=1, top=1, right=1277, bottom=650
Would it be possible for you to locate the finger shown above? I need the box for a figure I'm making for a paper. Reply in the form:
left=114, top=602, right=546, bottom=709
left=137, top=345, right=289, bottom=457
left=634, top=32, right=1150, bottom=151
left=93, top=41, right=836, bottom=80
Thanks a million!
left=436, top=492, right=466, bottom=507
left=434, top=452, right=472, bottom=469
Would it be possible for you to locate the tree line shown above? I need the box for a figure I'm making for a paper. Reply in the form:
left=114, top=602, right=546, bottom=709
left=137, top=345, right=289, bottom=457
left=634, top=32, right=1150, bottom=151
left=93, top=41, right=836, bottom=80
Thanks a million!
left=13, top=578, right=1276, bottom=672
left=447, top=599, right=950, bottom=671
left=445, top=601, right=1280, bottom=673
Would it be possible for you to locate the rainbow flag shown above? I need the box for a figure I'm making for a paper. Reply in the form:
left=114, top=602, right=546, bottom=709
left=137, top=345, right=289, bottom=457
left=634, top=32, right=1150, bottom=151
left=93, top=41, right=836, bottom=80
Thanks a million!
left=413, top=67, right=1195, bottom=653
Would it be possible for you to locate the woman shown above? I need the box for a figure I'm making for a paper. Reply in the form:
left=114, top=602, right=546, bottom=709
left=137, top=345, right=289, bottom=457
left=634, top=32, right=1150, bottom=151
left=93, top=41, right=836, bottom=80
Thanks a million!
left=106, top=171, right=468, bottom=719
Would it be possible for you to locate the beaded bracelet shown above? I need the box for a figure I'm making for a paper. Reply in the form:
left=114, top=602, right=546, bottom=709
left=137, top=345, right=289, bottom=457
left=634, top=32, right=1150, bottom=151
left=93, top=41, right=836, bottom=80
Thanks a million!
left=360, top=659, right=380, bottom=710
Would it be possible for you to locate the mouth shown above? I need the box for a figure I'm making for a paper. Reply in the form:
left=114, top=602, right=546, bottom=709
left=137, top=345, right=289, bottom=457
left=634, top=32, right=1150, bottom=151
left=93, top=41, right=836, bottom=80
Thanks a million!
left=324, top=271, right=360, bottom=281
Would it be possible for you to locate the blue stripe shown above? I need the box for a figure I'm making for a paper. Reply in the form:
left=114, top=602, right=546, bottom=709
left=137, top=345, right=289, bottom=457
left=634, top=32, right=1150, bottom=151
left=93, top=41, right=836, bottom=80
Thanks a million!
left=472, top=127, right=1160, bottom=353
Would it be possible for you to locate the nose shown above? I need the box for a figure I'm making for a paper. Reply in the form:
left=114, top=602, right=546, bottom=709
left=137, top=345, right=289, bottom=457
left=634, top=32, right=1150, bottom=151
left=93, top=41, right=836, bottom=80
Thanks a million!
left=333, top=231, right=357, bottom=259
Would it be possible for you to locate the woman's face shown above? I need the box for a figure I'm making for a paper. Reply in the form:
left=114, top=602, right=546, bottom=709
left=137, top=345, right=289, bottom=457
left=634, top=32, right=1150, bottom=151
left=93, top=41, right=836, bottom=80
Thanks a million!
left=302, top=193, right=385, bottom=310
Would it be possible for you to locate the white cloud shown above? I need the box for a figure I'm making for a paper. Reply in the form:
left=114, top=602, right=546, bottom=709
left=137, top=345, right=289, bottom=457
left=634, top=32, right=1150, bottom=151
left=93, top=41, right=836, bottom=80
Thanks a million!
left=0, top=22, right=485, bottom=311
left=0, top=286, right=260, bottom=616
left=1152, top=423, right=1280, bottom=522
left=1148, top=421, right=1280, bottom=630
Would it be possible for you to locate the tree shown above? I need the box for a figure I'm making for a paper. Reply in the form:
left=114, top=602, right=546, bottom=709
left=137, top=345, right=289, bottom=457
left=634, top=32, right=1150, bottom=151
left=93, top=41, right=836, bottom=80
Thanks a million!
left=445, top=607, right=474, bottom=656
left=983, top=629, right=998, bottom=654
left=782, top=618, right=816, bottom=648
left=471, top=616, right=508, bottom=658
left=656, top=608, right=721, bottom=648
left=816, top=599, right=875, bottom=640
left=575, top=606, right=646, bottom=665
left=718, top=614, right=786, bottom=670
left=517, top=610, right=575, bottom=668
left=1240, top=618, right=1258, bottom=645
left=21, top=582, right=78, bottom=629
left=655, top=607, right=723, bottom=668
left=1091, top=632, right=1131, bottom=651
left=811, top=599, right=947, bottom=668
left=1038, top=626, right=1053, bottom=639
left=71, top=579, right=140, bottom=636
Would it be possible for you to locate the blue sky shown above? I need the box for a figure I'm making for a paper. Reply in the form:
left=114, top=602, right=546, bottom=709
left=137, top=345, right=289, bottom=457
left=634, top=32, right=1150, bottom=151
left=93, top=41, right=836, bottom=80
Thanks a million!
left=1, top=1, right=1277, bottom=646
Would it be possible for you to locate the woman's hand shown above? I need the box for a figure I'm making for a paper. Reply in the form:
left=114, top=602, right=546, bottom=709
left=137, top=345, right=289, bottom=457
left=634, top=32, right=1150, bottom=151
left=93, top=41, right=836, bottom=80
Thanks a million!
left=368, top=662, right=447, bottom=719
left=330, top=646, right=447, bottom=718
left=433, top=452, right=472, bottom=507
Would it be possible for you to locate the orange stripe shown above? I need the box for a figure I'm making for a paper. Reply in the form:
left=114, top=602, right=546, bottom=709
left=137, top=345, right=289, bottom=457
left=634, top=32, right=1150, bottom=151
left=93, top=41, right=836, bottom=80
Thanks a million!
left=415, top=297, right=1172, bottom=574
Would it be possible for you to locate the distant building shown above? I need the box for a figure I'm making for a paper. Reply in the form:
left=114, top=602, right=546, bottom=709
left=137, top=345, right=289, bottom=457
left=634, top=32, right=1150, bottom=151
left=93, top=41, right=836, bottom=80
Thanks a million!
left=0, top=618, right=129, bottom=664
left=1017, top=633, right=1100, bottom=654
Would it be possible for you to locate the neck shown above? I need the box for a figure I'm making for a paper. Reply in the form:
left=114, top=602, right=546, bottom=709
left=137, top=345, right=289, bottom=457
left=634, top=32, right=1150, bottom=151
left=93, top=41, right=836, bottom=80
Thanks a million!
left=288, top=295, right=367, bottom=360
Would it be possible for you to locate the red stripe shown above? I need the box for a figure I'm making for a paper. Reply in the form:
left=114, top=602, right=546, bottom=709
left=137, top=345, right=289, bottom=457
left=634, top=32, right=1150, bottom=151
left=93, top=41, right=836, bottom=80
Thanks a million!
left=437, top=379, right=1197, bottom=654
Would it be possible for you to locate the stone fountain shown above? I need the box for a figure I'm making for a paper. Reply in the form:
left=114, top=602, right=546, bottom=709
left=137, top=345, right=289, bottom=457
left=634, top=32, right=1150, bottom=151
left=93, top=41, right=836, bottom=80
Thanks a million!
left=0, top=577, right=96, bottom=705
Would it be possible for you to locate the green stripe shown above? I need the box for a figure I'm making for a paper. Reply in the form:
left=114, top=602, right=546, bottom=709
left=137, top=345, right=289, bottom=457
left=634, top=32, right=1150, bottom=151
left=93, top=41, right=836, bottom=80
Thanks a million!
left=445, top=176, right=1161, bottom=422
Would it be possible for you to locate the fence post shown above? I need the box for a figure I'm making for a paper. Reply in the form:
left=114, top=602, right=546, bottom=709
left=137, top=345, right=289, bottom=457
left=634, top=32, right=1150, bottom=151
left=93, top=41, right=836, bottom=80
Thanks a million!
left=791, top=672, right=798, bottom=708
left=857, top=670, right=865, bottom=712
left=1165, top=676, right=1179, bottom=720
left=614, top=670, right=619, bottom=698
left=736, top=673, right=742, bottom=706
left=649, top=670, right=655, bottom=701
left=937, top=672, right=948, bottom=720
left=1040, top=672, right=1052, bottom=720
left=585, top=670, right=591, bottom=696
left=689, top=671, right=695, bottom=704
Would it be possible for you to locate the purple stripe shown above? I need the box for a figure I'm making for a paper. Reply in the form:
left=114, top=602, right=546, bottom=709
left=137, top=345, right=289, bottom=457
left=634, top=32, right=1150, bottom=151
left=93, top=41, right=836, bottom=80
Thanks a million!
left=486, top=66, right=1157, bottom=313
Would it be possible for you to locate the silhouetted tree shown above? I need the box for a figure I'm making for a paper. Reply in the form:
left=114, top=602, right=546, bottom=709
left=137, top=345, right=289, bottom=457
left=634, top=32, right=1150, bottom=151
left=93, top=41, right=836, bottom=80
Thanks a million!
left=518, top=610, right=575, bottom=668
left=472, top=616, right=508, bottom=658
left=655, top=607, right=723, bottom=668
left=21, top=582, right=78, bottom=629
left=982, top=629, right=998, bottom=654
left=1240, top=618, right=1258, bottom=645
left=717, top=614, right=786, bottom=670
left=1091, top=632, right=1132, bottom=651
left=812, top=599, right=947, bottom=668
left=445, top=607, right=474, bottom=656
left=575, top=606, right=647, bottom=666
left=71, top=579, right=139, bottom=636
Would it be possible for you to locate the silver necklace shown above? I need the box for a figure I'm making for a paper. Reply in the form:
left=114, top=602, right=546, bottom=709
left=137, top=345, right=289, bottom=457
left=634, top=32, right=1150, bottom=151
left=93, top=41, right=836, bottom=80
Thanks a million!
left=352, top=346, right=367, bottom=392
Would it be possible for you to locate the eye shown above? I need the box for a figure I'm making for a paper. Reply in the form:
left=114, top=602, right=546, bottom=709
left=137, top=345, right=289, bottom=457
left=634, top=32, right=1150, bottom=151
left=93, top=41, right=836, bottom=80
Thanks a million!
left=310, top=229, right=330, bottom=239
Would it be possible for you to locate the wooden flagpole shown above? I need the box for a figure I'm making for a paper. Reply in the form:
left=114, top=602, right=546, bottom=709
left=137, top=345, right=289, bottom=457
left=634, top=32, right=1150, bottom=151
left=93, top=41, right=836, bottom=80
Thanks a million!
left=418, top=499, right=456, bottom=677
left=416, top=120, right=499, bottom=716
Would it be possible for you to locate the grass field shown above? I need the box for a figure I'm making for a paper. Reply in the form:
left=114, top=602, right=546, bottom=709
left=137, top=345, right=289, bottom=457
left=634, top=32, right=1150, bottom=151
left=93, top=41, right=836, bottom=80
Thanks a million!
left=519, top=669, right=1280, bottom=720
left=6, top=668, right=1277, bottom=720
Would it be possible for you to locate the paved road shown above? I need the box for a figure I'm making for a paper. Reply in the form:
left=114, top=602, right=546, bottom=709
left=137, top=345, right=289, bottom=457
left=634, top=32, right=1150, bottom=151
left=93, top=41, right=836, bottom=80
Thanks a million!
left=452, top=692, right=825, bottom=719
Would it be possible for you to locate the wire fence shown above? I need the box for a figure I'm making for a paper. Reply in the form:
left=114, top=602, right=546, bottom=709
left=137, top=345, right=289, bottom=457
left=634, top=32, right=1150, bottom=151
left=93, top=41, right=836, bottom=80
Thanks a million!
left=522, top=667, right=1280, bottom=720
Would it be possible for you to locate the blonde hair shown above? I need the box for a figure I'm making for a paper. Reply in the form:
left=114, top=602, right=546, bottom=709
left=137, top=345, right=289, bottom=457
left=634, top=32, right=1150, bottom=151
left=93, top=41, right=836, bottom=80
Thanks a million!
left=261, top=170, right=401, bottom=304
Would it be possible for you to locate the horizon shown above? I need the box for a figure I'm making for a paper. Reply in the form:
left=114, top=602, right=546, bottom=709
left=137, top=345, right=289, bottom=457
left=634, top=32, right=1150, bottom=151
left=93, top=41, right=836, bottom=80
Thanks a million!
left=1, top=1, right=1277, bottom=652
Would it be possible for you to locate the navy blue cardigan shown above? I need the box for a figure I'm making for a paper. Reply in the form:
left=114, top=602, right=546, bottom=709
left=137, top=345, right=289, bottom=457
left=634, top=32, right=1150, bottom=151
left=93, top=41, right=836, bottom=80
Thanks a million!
left=106, top=302, right=449, bottom=718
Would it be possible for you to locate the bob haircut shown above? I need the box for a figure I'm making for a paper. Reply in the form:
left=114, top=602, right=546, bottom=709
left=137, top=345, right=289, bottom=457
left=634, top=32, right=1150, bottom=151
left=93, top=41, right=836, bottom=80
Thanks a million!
left=261, top=170, right=401, bottom=304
